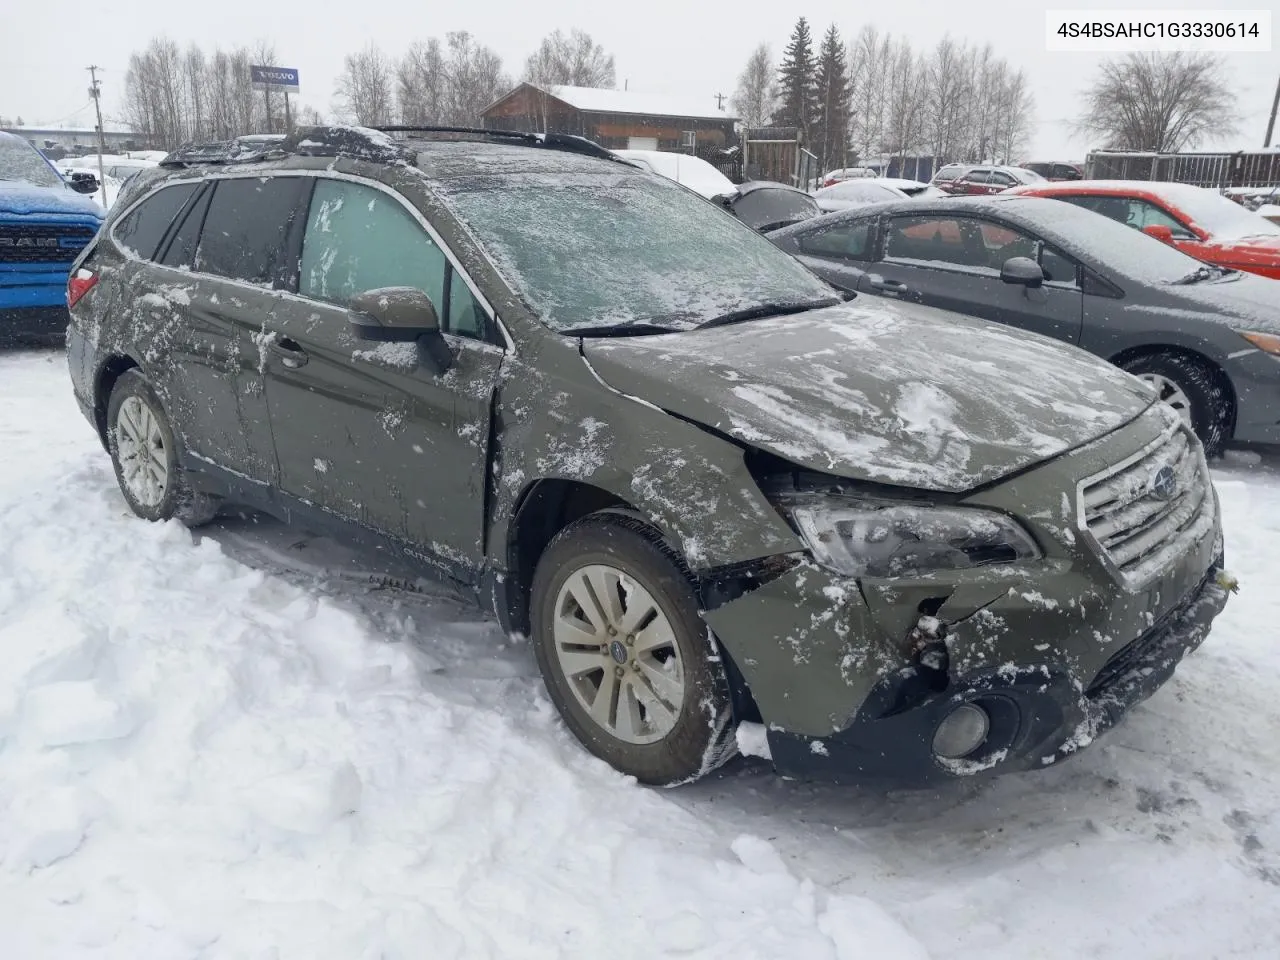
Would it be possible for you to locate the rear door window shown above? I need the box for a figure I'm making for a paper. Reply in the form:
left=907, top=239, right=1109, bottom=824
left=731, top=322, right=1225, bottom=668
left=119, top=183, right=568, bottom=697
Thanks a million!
left=114, top=182, right=200, bottom=260
left=799, top=221, right=874, bottom=261
left=194, top=177, right=310, bottom=288
left=299, top=179, right=447, bottom=311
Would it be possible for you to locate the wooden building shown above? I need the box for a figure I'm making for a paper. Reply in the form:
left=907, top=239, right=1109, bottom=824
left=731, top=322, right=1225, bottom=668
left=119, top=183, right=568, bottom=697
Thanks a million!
left=481, top=83, right=736, bottom=152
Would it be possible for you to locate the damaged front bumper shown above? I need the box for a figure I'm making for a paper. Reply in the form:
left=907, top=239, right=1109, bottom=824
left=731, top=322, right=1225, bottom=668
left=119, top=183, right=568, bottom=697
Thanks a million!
left=703, top=545, right=1232, bottom=787
left=764, top=562, right=1231, bottom=785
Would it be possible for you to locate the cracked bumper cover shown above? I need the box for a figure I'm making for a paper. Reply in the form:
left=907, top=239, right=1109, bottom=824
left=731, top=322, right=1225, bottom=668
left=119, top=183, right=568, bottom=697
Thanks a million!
left=703, top=548, right=1230, bottom=787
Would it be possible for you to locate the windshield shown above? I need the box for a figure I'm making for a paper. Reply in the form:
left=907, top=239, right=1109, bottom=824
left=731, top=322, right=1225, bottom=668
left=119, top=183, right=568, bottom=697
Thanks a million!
left=439, top=171, right=834, bottom=332
left=1008, top=168, right=1045, bottom=184
left=1159, top=185, right=1280, bottom=240
left=1017, top=198, right=1218, bottom=283
left=0, top=136, right=63, bottom=188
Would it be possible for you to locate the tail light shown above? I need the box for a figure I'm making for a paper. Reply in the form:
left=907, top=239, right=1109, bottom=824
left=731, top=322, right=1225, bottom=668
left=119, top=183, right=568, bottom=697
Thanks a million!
left=67, top=268, right=98, bottom=309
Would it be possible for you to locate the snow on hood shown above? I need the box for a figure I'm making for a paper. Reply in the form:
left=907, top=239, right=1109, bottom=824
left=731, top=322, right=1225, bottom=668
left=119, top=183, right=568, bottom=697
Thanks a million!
left=1152, top=270, right=1280, bottom=332
left=0, top=181, right=104, bottom=219
left=584, top=299, right=1154, bottom=493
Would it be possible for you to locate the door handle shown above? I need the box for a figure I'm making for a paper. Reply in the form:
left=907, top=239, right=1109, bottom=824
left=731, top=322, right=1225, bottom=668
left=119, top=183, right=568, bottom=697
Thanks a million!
left=868, top=277, right=910, bottom=296
left=268, top=336, right=309, bottom=368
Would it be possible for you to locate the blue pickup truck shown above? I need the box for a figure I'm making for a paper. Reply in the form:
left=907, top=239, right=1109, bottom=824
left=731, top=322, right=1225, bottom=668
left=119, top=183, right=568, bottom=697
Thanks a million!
left=1, top=131, right=105, bottom=343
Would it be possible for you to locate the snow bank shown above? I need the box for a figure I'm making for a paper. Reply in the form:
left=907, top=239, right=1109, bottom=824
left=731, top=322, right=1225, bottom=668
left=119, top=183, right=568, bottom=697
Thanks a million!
left=0, top=352, right=924, bottom=958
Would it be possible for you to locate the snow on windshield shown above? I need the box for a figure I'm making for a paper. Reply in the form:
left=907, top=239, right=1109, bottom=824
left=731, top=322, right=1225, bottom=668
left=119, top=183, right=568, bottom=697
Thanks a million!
left=0, top=134, right=63, bottom=189
left=1155, top=183, right=1280, bottom=240
left=436, top=171, right=833, bottom=332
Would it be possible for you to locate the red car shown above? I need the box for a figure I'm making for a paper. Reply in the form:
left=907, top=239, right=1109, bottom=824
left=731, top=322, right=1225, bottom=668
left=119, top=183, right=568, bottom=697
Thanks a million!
left=1007, top=180, right=1280, bottom=280
left=936, top=165, right=1045, bottom=196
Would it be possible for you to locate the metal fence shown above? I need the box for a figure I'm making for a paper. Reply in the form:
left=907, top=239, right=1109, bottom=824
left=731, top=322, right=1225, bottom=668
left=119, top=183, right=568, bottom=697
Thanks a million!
left=1086, top=150, right=1280, bottom=189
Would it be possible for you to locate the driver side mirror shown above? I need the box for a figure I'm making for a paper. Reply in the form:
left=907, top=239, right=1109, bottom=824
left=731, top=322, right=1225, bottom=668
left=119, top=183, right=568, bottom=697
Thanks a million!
left=1142, top=224, right=1175, bottom=244
left=348, top=286, right=452, bottom=374
left=1000, top=256, right=1044, bottom=288
left=67, top=172, right=99, bottom=194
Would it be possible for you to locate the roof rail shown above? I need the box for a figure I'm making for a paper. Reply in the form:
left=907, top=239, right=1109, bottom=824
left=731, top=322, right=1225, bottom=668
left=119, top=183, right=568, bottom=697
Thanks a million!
left=374, top=125, right=624, bottom=163
left=158, top=124, right=624, bottom=171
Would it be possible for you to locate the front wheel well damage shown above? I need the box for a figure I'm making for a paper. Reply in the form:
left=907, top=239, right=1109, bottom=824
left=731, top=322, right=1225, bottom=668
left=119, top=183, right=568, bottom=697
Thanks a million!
left=93, top=354, right=141, bottom=447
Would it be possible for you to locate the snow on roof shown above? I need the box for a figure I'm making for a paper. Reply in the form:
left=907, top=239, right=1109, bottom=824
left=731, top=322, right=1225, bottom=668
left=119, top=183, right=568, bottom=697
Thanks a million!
left=529, top=84, right=736, bottom=122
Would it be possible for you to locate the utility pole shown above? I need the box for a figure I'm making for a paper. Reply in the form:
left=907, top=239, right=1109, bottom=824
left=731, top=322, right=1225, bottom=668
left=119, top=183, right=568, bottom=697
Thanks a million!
left=86, top=66, right=108, bottom=207
left=715, top=92, right=726, bottom=110
left=1266, top=71, right=1280, bottom=148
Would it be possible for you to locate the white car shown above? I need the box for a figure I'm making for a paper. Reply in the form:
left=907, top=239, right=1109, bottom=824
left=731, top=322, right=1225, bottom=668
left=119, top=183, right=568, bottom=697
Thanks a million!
left=813, top=179, right=910, bottom=212
left=819, top=167, right=876, bottom=187
left=612, top=149, right=737, bottom=200
left=871, top=178, right=949, bottom=199
left=55, top=155, right=157, bottom=194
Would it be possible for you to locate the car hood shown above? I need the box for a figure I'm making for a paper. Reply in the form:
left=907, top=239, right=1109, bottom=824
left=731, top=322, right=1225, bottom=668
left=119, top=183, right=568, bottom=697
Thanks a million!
left=583, top=299, right=1155, bottom=493
left=0, top=181, right=104, bottom=218
left=1202, top=232, right=1280, bottom=264
left=1154, top=270, right=1280, bottom=332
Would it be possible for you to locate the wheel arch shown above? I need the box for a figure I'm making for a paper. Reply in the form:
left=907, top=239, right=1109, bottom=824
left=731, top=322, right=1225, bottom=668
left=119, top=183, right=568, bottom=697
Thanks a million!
left=499, top=478, right=763, bottom=724
left=93, top=353, right=143, bottom=447
left=1108, top=342, right=1238, bottom=438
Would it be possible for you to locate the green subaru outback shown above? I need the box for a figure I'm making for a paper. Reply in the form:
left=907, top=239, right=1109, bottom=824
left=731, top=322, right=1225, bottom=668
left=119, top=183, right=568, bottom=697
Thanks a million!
left=65, top=126, right=1232, bottom=786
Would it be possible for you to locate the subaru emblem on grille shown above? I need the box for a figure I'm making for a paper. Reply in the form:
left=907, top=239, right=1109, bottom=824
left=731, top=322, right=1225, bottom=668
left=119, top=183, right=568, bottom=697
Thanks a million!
left=1149, top=465, right=1178, bottom=501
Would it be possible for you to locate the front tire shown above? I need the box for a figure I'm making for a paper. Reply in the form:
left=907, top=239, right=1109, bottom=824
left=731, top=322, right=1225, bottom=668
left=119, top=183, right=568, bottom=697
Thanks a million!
left=1121, top=352, right=1230, bottom=457
left=531, top=513, right=737, bottom=786
left=106, top=370, right=218, bottom=526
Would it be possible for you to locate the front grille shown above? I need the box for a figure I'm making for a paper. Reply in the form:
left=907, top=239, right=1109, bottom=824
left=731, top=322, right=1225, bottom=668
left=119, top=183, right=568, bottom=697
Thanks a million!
left=0, top=223, right=96, bottom=263
left=1078, top=422, right=1215, bottom=587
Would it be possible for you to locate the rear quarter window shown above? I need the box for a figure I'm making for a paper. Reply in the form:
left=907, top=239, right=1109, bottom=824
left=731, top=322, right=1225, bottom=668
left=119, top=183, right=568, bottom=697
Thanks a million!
left=194, top=177, right=310, bottom=288
left=113, top=182, right=200, bottom=260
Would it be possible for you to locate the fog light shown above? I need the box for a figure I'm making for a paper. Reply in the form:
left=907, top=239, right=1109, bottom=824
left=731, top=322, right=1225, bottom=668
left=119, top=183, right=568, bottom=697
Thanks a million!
left=932, top=703, right=990, bottom=760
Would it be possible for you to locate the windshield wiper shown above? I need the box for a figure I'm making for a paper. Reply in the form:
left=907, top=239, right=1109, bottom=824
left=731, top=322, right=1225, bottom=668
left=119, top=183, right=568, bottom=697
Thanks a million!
left=562, top=322, right=684, bottom=338
left=695, top=295, right=846, bottom=330
left=1175, top=264, right=1227, bottom=285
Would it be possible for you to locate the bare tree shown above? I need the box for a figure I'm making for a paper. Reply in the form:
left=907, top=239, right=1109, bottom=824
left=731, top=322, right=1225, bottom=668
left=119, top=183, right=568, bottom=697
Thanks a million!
left=123, top=36, right=289, bottom=147
left=1075, top=52, right=1237, bottom=151
left=992, top=68, right=1035, bottom=163
left=397, top=38, right=446, bottom=125
left=333, top=43, right=394, bottom=126
left=295, top=105, right=326, bottom=127
left=848, top=26, right=891, bottom=162
left=732, top=44, right=775, bottom=129
left=883, top=37, right=928, bottom=171
left=441, top=32, right=510, bottom=125
left=523, top=29, right=615, bottom=88
left=923, top=37, right=971, bottom=165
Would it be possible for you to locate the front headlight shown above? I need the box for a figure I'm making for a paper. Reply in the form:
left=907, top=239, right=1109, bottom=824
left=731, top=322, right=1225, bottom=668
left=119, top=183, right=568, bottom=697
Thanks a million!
left=785, top=498, right=1041, bottom=578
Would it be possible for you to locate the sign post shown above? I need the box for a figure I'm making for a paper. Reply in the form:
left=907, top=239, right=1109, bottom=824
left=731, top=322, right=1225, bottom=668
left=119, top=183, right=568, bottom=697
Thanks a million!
left=250, top=66, right=301, bottom=135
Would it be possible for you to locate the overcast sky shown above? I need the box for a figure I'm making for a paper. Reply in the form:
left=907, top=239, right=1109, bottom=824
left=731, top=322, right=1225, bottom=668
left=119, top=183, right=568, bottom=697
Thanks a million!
left=5, top=0, right=1278, bottom=160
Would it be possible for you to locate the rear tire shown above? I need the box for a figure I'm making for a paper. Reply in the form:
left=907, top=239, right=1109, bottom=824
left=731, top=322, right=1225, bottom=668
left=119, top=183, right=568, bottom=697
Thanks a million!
left=531, top=512, right=737, bottom=786
left=106, top=370, right=218, bottom=526
left=1121, top=352, right=1230, bottom=457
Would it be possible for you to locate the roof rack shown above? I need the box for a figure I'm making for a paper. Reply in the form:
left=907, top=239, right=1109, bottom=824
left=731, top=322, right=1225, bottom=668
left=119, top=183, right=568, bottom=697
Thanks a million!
left=159, top=138, right=285, bottom=167
left=374, top=125, right=624, bottom=163
left=158, top=124, right=624, bottom=170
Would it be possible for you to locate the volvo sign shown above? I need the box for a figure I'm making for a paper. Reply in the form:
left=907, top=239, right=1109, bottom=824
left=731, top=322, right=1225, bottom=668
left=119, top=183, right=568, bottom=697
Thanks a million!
left=250, top=66, right=300, bottom=94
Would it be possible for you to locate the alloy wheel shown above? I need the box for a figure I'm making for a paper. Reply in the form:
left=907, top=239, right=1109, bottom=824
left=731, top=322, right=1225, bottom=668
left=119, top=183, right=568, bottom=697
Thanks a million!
left=551, top=563, right=686, bottom=744
left=115, top=395, right=169, bottom=508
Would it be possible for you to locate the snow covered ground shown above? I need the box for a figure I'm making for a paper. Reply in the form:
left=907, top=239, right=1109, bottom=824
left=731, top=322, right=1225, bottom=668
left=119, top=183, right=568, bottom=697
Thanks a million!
left=2, top=346, right=1279, bottom=958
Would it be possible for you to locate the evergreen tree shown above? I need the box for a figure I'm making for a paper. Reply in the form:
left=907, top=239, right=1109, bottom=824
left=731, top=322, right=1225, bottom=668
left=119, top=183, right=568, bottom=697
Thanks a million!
left=813, top=25, right=852, bottom=171
left=772, top=17, right=818, bottom=137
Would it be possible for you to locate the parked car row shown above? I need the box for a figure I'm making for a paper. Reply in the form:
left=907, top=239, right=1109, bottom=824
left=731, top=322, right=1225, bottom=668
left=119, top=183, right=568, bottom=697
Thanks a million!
left=54, top=125, right=1234, bottom=796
